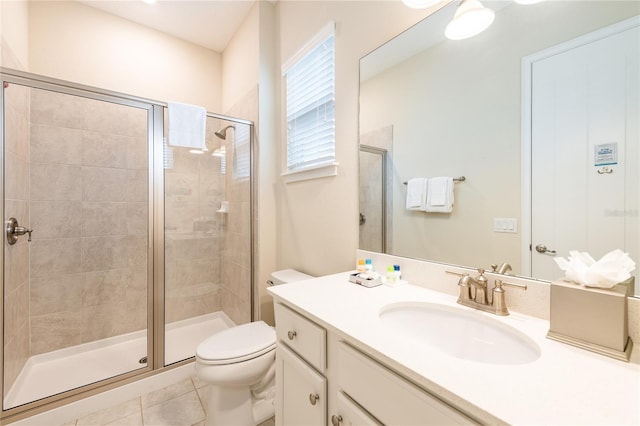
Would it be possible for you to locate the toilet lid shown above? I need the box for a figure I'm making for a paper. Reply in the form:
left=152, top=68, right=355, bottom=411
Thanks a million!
left=196, top=321, right=276, bottom=363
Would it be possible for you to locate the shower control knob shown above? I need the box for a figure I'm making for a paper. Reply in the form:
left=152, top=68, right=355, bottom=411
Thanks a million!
left=287, top=330, right=297, bottom=340
left=309, top=393, right=320, bottom=405
left=6, top=217, right=33, bottom=245
left=331, top=414, right=343, bottom=426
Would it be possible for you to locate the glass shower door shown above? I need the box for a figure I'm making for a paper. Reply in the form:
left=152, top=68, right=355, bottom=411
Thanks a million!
left=163, top=116, right=253, bottom=365
left=2, top=82, right=152, bottom=409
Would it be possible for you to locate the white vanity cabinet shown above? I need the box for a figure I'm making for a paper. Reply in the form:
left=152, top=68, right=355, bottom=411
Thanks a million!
left=274, top=303, right=327, bottom=426
left=274, top=301, right=476, bottom=426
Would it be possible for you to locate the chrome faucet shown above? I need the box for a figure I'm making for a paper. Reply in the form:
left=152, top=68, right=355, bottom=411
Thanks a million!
left=446, top=268, right=527, bottom=316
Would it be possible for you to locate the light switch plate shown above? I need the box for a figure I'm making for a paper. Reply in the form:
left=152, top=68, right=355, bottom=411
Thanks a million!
left=494, top=218, right=517, bottom=233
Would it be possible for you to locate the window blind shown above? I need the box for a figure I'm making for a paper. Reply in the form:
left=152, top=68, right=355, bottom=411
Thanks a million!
left=284, top=26, right=335, bottom=172
left=234, top=123, right=250, bottom=179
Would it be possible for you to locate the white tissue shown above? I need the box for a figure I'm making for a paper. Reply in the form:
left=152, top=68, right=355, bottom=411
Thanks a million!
left=554, top=249, right=636, bottom=288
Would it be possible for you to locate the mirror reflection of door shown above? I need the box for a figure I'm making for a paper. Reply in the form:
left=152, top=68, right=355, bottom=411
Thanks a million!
left=359, top=146, right=387, bottom=253
left=529, top=20, right=639, bottom=281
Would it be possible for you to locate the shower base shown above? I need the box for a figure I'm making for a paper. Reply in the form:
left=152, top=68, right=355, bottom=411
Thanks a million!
left=4, top=311, right=234, bottom=410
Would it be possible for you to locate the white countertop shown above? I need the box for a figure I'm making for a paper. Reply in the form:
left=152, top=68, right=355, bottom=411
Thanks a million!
left=267, top=272, right=640, bottom=425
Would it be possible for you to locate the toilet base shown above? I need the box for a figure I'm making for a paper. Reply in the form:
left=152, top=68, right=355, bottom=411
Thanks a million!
left=206, top=385, right=253, bottom=426
left=252, top=398, right=275, bottom=425
left=205, top=384, right=275, bottom=426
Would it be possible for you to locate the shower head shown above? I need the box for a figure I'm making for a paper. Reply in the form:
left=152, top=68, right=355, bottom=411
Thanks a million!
left=215, top=125, right=235, bottom=140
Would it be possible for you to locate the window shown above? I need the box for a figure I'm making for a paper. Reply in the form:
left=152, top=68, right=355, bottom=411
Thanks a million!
left=283, top=21, right=337, bottom=183
left=233, top=123, right=250, bottom=179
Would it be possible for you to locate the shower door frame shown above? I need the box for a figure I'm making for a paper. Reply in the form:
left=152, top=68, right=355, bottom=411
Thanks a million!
left=0, top=68, right=256, bottom=422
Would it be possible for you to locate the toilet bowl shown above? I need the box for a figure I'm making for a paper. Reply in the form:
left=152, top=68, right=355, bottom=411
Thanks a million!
left=196, top=269, right=313, bottom=426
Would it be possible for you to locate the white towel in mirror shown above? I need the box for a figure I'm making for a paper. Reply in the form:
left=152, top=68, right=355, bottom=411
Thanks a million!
left=167, top=101, right=207, bottom=149
left=406, top=178, right=427, bottom=210
left=425, top=177, right=454, bottom=213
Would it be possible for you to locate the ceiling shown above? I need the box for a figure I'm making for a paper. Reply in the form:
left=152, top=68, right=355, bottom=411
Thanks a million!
left=79, top=0, right=256, bottom=52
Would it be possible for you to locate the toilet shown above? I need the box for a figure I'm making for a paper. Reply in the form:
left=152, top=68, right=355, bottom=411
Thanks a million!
left=196, top=269, right=313, bottom=426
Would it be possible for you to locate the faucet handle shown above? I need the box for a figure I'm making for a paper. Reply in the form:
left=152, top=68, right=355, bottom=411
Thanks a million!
left=492, top=279, right=527, bottom=316
left=500, top=280, right=527, bottom=291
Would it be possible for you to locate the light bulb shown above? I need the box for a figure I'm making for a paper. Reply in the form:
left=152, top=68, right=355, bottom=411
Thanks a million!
left=445, top=0, right=495, bottom=41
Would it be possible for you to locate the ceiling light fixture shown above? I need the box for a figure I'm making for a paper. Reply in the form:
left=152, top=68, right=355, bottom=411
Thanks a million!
left=401, top=0, right=442, bottom=9
left=445, top=0, right=495, bottom=40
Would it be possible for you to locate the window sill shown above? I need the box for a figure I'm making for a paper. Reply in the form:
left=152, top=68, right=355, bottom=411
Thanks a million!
left=281, top=162, right=339, bottom=184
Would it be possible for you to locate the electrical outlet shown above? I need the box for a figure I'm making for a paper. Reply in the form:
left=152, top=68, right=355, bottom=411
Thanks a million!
left=494, top=218, right=517, bottom=233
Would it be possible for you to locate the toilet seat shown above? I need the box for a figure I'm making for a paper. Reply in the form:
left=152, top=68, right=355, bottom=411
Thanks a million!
left=196, top=321, right=276, bottom=365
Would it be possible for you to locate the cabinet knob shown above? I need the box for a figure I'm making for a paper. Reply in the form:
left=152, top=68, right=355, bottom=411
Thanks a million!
left=309, top=393, right=320, bottom=405
left=287, top=330, right=297, bottom=340
left=331, top=414, right=343, bottom=426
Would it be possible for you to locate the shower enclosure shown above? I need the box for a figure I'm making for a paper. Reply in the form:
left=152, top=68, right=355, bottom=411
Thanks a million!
left=0, top=69, right=254, bottom=420
left=359, top=145, right=388, bottom=253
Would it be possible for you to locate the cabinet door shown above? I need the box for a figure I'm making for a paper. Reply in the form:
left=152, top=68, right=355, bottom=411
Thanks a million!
left=331, top=391, right=382, bottom=426
left=276, top=344, right=327, bottom=426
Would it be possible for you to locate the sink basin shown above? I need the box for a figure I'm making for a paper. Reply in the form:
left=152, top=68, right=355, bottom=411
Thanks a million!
left=379, top=302, right=540, bottom=365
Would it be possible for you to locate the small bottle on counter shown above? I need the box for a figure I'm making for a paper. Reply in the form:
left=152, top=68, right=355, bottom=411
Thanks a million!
left=394, top=265, right=402, bottom=281
left=356, top=259, right=366, bottom=273
left=365, top=259, right=373, bottom=273
left=386, top=266, right=397, bottom=284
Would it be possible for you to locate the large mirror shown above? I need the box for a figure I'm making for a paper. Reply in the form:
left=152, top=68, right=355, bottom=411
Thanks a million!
left=359, top=0, right=640, bottom=296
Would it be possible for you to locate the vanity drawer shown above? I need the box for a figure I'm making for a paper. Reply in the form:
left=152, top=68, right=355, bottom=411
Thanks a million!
left=332, top=391, right=382, bottom=426
left=274, top=302, right=326, bottom=372
left=337, top=342, right=476, bottom=425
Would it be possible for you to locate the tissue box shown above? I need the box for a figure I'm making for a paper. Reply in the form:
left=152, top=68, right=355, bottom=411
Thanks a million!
left=547, top=277, right=634, bottom=361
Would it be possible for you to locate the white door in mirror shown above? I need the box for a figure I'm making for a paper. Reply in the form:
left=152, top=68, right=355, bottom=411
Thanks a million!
left=531, top=24, right=639, bottom=282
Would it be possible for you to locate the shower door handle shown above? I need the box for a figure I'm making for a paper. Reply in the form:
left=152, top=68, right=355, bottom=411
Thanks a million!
left=6, top=218, right=33, bottom=245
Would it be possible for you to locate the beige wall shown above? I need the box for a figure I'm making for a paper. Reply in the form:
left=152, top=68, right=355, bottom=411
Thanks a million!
left=0, top=0, right=29, bottom=69
left=27, top=1, right=222, bottom=111
left=222, top=2, right=260, bottom=113
left=275, top=1, right=434, bottom=277
left=256, top=2, right=279, bottom=324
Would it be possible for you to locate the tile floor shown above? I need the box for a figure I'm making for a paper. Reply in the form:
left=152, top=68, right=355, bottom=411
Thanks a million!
left=58, top=377, right=275, bottom=426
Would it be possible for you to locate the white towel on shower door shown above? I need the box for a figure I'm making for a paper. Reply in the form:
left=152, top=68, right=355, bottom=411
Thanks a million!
left=167, top=101, right=207, bottom=149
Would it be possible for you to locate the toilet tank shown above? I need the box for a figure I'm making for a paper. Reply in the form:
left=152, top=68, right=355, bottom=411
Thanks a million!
left=268, top=269, right=313, bottom=286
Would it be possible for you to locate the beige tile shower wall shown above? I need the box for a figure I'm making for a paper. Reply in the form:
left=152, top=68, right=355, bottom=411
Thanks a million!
left=28, top=89, right=149, bottom=355
left=220, top=87, right=257, bottom=325
left=163, top=118, right=225, bottom=324
left=3, top=82, right=31, bottom=393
